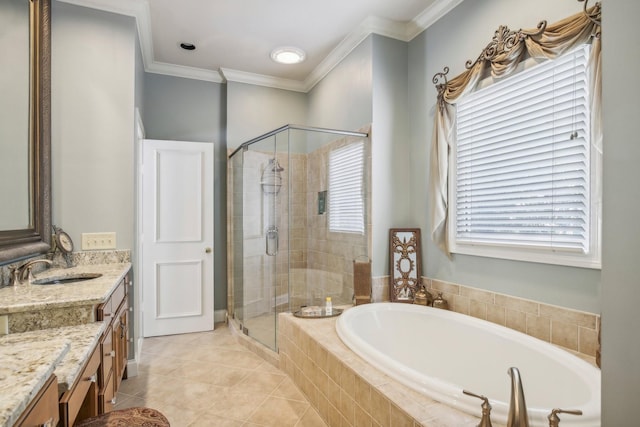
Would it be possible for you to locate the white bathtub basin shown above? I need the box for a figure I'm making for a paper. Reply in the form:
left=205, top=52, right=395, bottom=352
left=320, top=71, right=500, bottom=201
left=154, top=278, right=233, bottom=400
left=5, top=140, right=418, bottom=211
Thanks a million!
left=336, top=302, right=600, bottom=426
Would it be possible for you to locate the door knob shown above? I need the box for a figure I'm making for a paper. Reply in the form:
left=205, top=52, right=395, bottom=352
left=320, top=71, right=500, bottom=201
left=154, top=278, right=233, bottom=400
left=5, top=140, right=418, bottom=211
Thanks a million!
left=205, top=247, right=212, bottom=253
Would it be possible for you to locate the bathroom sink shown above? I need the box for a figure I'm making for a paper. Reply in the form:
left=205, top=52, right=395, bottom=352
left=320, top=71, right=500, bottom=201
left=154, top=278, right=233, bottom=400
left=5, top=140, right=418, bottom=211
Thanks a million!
left=31, top=273, right=103, bottom=285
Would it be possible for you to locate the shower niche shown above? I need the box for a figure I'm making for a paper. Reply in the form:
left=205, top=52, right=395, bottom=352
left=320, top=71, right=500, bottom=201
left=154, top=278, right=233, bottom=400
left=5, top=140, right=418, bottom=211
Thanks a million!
left=228, top=125, right=370, bottom=350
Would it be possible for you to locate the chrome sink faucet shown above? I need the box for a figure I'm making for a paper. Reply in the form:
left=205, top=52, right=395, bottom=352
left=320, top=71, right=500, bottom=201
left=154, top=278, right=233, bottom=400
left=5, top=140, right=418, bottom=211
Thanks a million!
left=10, top=259, right=53, bottom=286
left=507, top=367, right=530, bottom=427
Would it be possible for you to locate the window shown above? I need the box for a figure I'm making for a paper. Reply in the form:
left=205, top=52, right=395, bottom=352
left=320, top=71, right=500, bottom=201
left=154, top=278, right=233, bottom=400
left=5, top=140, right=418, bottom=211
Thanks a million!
left=450, top=44, right=601, bottom=268
left=328, top=142, right=365, bottom=234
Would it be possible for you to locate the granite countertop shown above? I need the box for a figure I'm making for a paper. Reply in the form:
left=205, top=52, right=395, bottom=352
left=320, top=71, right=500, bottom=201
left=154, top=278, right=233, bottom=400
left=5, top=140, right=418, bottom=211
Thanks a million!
left=0, top=263, right=131, bottom=315
left=0, top=335, right=70, bottom=427
left=0, top=323, right=107, bottom=395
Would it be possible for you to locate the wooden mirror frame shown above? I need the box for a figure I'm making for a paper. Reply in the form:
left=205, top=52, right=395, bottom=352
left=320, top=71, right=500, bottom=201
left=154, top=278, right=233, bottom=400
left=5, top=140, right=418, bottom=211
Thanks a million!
left=0, top=0, right=51, bottom=263
left=389, top=228, right=422, bottom=303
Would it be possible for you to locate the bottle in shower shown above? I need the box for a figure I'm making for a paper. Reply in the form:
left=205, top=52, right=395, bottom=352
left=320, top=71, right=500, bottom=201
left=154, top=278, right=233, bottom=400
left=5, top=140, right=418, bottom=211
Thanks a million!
left=325, top=297, right=333, bottom=315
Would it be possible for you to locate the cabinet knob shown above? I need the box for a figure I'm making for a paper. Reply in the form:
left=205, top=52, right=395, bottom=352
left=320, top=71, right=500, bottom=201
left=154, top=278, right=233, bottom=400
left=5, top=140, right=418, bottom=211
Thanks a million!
left=107, top=350, right=116, bottom=357
left=205, top=247, right=212, bottom=253
left=111, top=397, right=117, bottom=405
left=86, top=374, right=97, bottom=383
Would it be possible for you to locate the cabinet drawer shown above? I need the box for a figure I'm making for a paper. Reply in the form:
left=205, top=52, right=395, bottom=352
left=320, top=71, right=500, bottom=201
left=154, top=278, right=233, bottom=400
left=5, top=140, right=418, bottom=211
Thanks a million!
left=111, top=278, right=126, bottom=313
left=98, top=371, right=115, bottom=415
left=96, top=299, right=112, bottom=323
left=15, top=375, right=59, bottom=427
left=99, top=325, right=114, bottom=389
left=97, top=277, right=127, bottom=322
left=59, top=344, right=100, bottom=426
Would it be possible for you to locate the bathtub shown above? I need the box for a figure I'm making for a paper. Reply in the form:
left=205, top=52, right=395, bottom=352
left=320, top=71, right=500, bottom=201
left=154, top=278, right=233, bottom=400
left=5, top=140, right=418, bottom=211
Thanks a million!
left=336, top=302, right=600, bottom=426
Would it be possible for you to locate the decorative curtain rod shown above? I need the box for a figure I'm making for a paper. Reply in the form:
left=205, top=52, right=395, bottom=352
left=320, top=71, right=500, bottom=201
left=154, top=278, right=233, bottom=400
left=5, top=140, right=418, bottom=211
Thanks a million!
left=579, top=0, right=602, bottom=27
left=432, top=0, right=601, bottom=103
left=427, top=0, right=602, bottom=256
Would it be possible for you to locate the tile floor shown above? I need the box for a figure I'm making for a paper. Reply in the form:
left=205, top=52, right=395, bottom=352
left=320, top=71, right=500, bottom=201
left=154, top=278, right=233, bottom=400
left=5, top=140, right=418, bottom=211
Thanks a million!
left=114, top=324, right=327, bottom=427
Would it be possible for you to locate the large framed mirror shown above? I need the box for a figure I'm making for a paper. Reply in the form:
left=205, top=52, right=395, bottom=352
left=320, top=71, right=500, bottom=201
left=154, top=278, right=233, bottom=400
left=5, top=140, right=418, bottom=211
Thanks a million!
left=0, top=0, right=51, bottom=264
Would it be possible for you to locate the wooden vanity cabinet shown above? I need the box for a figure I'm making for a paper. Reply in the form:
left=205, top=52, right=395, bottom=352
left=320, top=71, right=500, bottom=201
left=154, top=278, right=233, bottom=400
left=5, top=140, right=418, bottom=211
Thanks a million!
left=15, top=375, right=59, bottom=427
left=96, top=273, right=129, bottom=414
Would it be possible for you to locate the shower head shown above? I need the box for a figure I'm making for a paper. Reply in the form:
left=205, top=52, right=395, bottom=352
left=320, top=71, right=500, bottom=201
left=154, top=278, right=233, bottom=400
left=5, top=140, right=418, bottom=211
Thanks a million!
left=261, top=158, right=284, bottom=194
left=270, top=158, right=284, bottom=172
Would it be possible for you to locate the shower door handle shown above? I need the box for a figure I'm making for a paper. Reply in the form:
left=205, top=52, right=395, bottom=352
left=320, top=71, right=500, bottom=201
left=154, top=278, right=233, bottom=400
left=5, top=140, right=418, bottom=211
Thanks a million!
left=266, top=226, right=279, bottom=256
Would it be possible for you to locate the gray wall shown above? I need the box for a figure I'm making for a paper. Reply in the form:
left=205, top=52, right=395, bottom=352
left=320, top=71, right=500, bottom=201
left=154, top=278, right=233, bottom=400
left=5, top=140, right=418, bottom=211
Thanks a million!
left=51, top=2, right=136, bottom=251
left=409, top=0, right=600, bottom=313
left=226, top=82, right=307, bottom=150
left=142, top=73, right=227, bottom=311
left=307, top=36, right=373, bottom=132
left=306, top=34, right=414, bottom=278
left=600, top=0, right=640, bottom=423
left=371, top=35, right=410, bottom=277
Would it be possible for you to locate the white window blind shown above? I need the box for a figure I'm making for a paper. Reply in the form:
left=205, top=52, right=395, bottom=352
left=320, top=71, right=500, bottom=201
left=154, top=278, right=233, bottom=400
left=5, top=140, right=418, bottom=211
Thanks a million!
left=454, top=45, right=592, bottom=255
left=329, top=142, right=365, bottom=234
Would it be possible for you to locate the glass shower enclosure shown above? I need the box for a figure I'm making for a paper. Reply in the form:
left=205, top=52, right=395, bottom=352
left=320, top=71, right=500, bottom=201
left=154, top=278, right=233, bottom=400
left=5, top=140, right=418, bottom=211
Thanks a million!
left=228, top=125, right=370, bottom=350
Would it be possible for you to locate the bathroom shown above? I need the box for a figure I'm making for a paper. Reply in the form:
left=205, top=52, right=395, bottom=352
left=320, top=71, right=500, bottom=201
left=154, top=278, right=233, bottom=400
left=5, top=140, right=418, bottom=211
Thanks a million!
left=0, top=0, right=638, bottom=425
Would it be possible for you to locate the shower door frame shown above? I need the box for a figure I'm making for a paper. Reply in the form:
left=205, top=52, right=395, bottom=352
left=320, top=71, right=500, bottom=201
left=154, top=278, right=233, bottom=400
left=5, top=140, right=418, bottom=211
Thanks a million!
left=229, top=124, right=369, bottom=351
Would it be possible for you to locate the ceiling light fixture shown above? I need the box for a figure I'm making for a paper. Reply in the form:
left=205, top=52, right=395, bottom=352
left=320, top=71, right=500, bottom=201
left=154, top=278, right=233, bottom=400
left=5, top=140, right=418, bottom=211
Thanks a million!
left=270, top=46, right=306, bottom=65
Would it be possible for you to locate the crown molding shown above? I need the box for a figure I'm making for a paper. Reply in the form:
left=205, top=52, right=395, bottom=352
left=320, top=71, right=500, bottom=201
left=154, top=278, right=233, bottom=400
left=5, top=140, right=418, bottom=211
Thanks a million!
left=148, top=62, right=224, bottom=83
left=407, top=0, right=466, bottom=39
left=57, top=0, right=463, bottom=91
left=220, top=69, right=307, bottom=92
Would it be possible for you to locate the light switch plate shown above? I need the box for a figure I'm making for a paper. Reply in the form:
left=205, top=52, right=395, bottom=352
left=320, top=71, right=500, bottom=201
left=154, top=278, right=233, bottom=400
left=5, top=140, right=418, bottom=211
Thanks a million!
left=82, top=232, right=116, bottom=250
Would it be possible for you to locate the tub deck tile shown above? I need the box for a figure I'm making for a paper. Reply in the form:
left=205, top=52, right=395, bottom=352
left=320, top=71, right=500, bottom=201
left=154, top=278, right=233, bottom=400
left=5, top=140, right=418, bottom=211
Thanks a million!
left=279, top=310, right=485, bottom=427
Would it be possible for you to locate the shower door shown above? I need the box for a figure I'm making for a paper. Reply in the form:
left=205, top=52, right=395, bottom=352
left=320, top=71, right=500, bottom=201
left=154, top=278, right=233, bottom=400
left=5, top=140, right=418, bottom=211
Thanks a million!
left=239, top=132, right=289, bottom=350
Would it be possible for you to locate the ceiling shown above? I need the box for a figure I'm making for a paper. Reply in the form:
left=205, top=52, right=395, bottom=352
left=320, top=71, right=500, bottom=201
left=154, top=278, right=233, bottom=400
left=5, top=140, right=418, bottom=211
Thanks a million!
left=58, top=0, right=463, bottom=92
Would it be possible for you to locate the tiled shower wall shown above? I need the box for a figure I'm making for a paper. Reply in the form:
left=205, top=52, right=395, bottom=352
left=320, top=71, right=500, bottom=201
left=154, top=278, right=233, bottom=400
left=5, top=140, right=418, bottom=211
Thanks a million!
left=294, top=134, right=371, bottom=308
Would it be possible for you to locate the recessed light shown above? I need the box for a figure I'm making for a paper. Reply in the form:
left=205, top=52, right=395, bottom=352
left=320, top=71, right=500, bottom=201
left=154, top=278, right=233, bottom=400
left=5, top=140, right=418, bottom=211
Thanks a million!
left=270, top=46, right=306, bottom=64
left=179, top=42, right=196, bottom=51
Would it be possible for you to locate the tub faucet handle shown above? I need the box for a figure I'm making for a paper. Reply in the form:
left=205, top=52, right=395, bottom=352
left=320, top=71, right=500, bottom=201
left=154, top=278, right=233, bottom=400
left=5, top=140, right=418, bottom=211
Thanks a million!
left=547, top=408, right=582, bottom=427
left=463, top=390, right=493, bottom=427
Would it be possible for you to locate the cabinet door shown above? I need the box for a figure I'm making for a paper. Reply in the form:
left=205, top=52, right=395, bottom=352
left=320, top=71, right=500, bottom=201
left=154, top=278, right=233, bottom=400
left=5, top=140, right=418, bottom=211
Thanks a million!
left=99, top=324, right=113, bottom=390
left=114, top=300, right=128, bottom=391
left=15, top=375, right=59, bottom=427
left=59, top=344, right=100, bottom=426
left=98, top=371, right=115, bottom=415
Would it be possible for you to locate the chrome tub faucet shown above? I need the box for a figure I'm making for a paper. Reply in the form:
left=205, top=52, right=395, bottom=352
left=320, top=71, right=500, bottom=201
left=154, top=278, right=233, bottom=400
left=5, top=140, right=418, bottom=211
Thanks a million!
left=507, top=367, right=529, bottom=427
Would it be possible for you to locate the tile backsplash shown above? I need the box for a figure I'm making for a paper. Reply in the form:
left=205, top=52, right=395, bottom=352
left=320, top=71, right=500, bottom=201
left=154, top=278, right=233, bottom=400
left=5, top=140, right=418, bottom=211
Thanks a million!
left=0, top=250, right=131, bottom=288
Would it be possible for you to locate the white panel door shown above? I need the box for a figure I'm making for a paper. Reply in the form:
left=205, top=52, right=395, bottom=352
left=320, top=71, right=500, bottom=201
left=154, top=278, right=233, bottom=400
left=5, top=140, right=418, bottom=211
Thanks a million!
left=141, top=139, right=214, bottom=337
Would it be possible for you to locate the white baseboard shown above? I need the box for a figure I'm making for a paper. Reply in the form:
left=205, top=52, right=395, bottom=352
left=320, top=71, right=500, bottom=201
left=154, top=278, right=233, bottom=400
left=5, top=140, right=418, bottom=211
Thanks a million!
left=125, top=336, right=145, bottom=378
left=215, top=309, right=227, bottom=324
